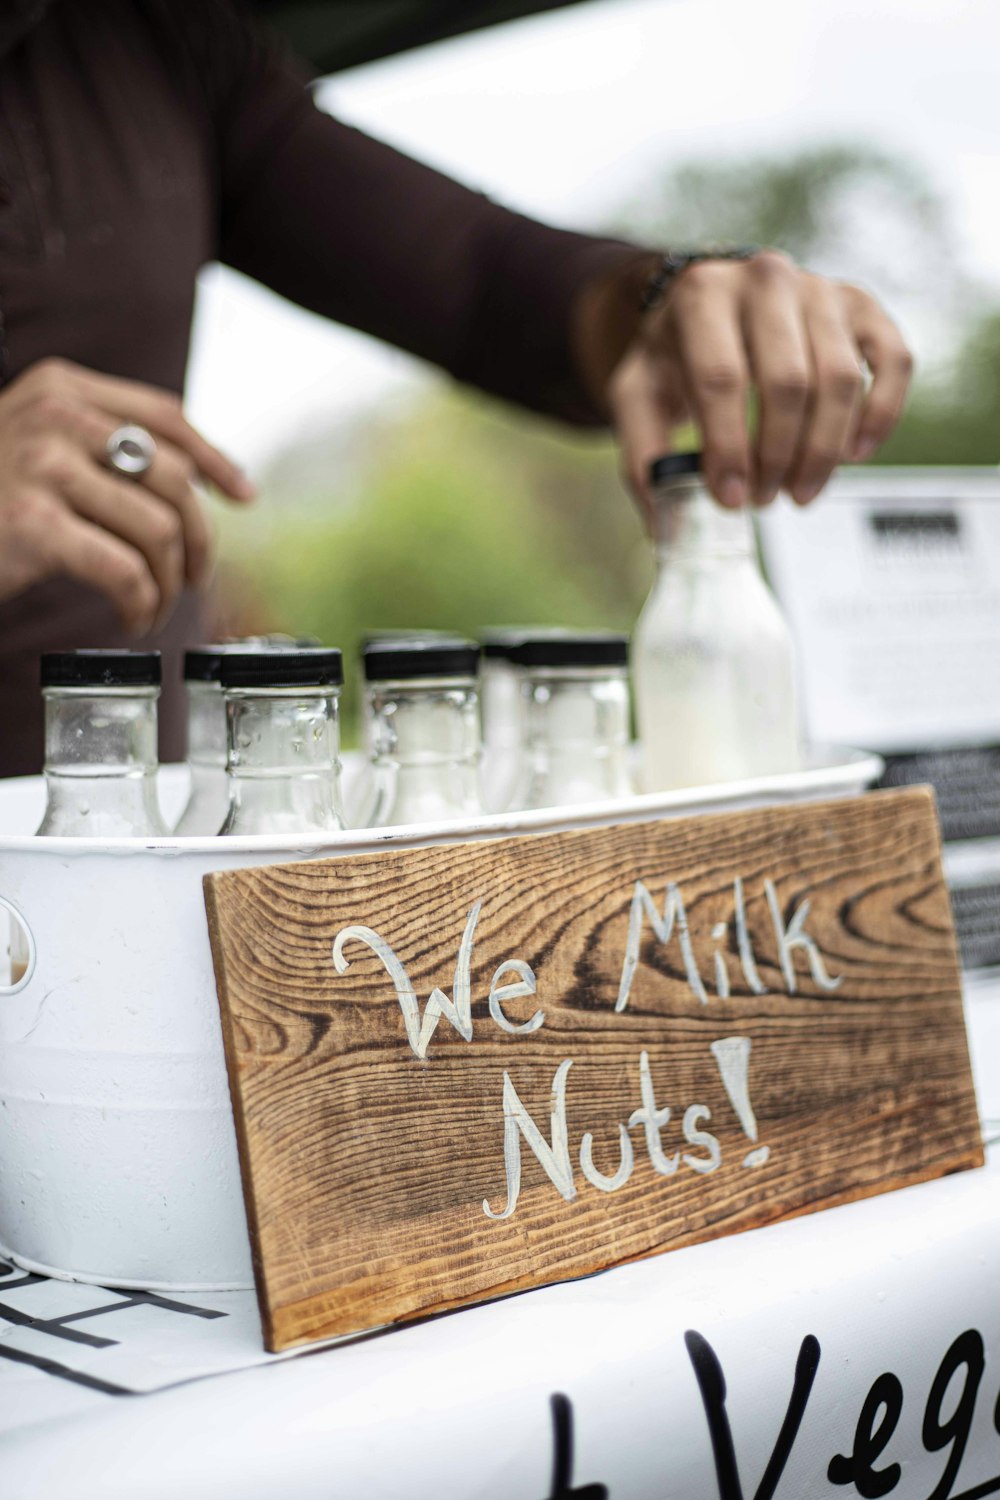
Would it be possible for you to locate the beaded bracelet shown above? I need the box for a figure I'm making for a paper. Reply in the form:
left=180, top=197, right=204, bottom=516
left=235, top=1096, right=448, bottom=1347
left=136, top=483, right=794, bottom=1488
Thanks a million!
left=640, top=245, right=759, bottom=313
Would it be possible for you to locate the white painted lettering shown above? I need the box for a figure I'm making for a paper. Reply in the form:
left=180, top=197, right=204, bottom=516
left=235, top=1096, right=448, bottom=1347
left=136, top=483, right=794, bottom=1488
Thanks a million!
left=332, top=901, right=481, bottom=1060
left=710, top=1036, right=771, bottom=1168
left=616, top=880, right=708, bottom=1012
left=489, top=959, right=544, bottom=1036
left=711, top=920, right=732, bottom=999
left=483, top=1058, right=576, bottom=1221
left=764, top=880, right=843, bottom=994
left=682, top=1105, right=721, bottom=1174
left=580, top=1123, right=634, bottom=1193
left=734, top=876, right=768, bottom=995
left=627, top=1049, right=679, bottom=1176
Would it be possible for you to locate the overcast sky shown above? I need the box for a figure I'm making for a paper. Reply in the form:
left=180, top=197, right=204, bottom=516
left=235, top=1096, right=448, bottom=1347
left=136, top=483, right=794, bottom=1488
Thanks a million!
left=186, top=0, right=1000, bottom=469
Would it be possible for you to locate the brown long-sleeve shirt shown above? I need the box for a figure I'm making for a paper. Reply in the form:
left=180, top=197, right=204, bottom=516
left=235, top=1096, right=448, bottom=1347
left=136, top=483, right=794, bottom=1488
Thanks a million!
left=0, top=0, right=644, bottom=774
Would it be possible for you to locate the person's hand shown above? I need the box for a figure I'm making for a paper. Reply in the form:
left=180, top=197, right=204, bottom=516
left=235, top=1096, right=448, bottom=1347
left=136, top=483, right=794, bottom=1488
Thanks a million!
left=0, top=357, right=255, bottom=634
left=607, top=250, right=913, bottom=520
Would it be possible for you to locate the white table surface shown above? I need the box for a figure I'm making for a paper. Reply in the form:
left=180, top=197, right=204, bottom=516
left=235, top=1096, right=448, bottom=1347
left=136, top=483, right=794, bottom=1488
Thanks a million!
left=1, top=975, right=997, bottom=1500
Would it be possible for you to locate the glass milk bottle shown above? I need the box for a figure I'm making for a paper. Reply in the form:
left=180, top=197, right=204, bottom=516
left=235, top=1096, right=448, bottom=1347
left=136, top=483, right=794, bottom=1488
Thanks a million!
left=356, top=630, right=453, bottom=754
left=508, top=632, right=635, bottom=810
left=174, top=646, right=229, bottom=835
left=174, top=637, right=317, bottom=834
left=634, top=452, right=801, bottom=792
left=218, top=649, right=345, bottom=835
left=36, top=650, right=168, bottom=836
left=349, top=631, right=456, bottom=824
left=480, top=627, right=529, bottom=812
left=362, top=637, right=483, bottom=827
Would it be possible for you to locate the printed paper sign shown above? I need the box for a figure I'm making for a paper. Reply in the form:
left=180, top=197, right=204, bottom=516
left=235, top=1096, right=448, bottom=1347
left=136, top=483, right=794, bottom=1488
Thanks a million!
left=757, top=468, right=1000, bottom=757
left=757, top=468, right=1000, bottom=968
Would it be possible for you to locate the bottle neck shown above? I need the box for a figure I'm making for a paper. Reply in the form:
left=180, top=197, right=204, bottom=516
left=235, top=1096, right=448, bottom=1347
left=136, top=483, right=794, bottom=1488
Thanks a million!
left=221, top=687, right=343, bottom=835
left=516, top=668, right=633, bottom=808
left=38, top=686, right=166, bottom=836
left=366, top=678, right=482, bottom=824
left=653, top=477, right=756, bottom=561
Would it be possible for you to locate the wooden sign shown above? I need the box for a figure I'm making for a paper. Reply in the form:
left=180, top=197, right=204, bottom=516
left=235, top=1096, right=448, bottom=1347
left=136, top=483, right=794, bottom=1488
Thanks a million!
left=204, top=788, right=983, bottom=1353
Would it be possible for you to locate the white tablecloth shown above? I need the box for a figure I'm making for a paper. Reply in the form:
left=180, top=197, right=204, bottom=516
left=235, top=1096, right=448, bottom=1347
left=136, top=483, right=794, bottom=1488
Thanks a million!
left=2, top=975, right=997, bottom=1500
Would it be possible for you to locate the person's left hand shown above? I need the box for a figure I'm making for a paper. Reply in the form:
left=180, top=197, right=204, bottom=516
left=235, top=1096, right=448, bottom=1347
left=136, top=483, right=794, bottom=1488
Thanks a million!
left=604, top=250, right=913, bottom=522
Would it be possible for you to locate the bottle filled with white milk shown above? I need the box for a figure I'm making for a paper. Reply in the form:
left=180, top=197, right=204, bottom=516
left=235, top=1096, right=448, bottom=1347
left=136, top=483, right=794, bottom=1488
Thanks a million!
left=634, top=453, right=801, bottom=791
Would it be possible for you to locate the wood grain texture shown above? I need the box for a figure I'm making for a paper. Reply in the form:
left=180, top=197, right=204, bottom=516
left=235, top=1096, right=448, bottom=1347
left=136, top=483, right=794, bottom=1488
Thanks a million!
left=204, top=788, right=982, bottom=1352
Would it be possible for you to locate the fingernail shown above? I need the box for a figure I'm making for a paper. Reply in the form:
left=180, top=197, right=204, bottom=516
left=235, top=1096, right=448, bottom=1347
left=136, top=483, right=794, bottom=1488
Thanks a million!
left=717, top=474, right=748, bottom=508
left=754, top=480, right=780, bottom=508
left=234, top=470, right=256, bottom=500
left=792, top=478, right=824, bottom=506
left=852, top=436, right=877, bottom=464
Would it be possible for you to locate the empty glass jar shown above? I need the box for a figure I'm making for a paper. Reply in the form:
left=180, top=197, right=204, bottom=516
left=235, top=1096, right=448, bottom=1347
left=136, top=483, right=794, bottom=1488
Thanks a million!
left=36, top=650, right=167, bottom=836
left=174, top=646, right=230, bottom=836
left=507, top=632, right=635, bottom=810
left=218, top=648, right=345, bottom=835
left=361, top=637, right=483, bottom=826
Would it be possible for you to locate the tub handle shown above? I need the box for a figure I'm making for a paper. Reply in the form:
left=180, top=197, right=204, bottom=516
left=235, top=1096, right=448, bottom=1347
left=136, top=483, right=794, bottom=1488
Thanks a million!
left=0, top=897, right=34, bottom=992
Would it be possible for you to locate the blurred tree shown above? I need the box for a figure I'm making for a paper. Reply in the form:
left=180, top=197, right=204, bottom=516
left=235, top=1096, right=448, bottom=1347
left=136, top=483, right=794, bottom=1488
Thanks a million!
left=216, top=392, right=646, bottom=740
left=619, top=142, right=965, bottom=313
left=876, top=309, right=1000, bottom=465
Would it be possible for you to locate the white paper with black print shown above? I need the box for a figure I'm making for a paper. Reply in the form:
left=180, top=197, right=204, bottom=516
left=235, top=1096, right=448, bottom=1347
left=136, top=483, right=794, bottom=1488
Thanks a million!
left=757, top=469, right=1000, bottom=761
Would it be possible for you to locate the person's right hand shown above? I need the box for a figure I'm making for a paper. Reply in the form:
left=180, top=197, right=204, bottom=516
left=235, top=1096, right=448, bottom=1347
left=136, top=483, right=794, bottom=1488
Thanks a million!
left=0, top=358, right=255, bottom=635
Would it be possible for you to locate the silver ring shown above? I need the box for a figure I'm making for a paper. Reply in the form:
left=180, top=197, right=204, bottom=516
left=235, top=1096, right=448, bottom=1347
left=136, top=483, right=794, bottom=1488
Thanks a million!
left=106, top=424, right=156, bottom=477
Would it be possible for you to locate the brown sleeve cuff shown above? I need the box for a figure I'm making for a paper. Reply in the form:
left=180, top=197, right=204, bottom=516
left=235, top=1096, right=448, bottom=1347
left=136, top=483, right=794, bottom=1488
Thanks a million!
left=449, top=223, right=655, bottom=427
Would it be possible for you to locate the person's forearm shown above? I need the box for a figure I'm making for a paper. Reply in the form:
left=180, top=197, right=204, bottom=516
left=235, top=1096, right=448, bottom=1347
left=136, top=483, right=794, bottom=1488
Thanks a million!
left=570, top=250, right=661, bottom=421
left=448, top=224, right=655, bottom=427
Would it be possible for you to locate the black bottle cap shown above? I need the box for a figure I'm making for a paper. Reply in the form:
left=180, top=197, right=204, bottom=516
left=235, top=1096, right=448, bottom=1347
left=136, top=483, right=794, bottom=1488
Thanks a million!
left=184, top=645, right=232, bottom=683
left=362, top=637, right=480, bottom=682
left=359, top=628, right=457, bottom=654
left=649, top=452, right=702, bottom=485
left=480, top=626, right=563, bottom=660
left=41, top=650, right=162, bottom=688
left=507, top=631, right=629, bottom=670
left=219, top=648, right=343, bottom=690
left=184, top=636, right=323, bottom=683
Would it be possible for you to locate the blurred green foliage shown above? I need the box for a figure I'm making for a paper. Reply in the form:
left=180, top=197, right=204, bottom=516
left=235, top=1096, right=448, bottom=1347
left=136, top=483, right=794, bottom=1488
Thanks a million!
left=214, top=141, right=1000, bottom=742
left=215, top=396, right=646, bottom=740
left=617, top=142, right=961, bottom=307
left=876, top=310, right=1000, bottom=465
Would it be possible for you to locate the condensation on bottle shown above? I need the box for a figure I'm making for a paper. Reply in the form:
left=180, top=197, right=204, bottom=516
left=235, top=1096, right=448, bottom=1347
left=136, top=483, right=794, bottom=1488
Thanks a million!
left=361, top=636, right=483, bottom=827
left=633, top=452, right=801, bottom=792
left=35, top=650, right=168, bottom=837
left=506, top=632, right=635, bottom=811
left=218, top=648, right=345, bottom=836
